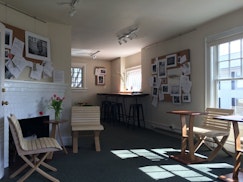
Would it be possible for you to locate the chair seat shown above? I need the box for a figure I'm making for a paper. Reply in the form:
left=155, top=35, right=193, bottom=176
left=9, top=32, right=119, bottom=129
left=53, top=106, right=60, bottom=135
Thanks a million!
left=193, top=126, right=229, bottom=137
left=22, top=137, right=62, bottom=154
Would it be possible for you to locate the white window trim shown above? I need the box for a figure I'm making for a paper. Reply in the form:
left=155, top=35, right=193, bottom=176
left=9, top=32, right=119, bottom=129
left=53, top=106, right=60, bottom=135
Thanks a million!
left=71, top=63, right=87, bottom=90
left=205, top=26, right=243, bottom=108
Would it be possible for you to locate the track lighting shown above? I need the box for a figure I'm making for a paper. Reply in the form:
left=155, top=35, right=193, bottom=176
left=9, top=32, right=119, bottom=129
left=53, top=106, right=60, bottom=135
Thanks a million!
left=68, top=0, right=79, bottom=17
left=117, top=27, right=138, bottom=45
left=90, top=50, right=100, bottom=59
left=69, top=6, right=76, bottom=17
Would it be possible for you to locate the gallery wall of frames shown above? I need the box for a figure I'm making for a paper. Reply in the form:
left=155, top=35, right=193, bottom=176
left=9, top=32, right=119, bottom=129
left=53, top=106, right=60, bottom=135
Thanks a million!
left=150, top=49, right=191, bottom=106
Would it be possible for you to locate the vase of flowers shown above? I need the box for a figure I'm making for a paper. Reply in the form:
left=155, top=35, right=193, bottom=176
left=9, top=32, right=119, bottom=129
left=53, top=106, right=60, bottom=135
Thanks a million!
left=49, top=94, right=64, bottom=121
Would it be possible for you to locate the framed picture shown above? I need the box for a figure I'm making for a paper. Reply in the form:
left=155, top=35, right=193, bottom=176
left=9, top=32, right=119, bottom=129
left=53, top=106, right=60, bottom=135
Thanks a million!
left=172, top=96, right=181, bottom=104
left=5, top=49, right=9, bottom=59
left=166, top=54, right=177, bottom=68
left=95, top=67, right=106, bottom=75
left=5, top=28, right=13, bottom=49
left=152, top=87, right=158, bottom=97
left=151, top=63, right=157, bottom=74
left=96, top=75, right=105, bottom=85
left=25, top=31, right=51, bottom=61
left=152, top=75, right=158, bottom=87
left=161, top=84, right=169, bottom=94
left=158, top=59, right=166, bottom=78
left=182, top=93, right=191, bottom=102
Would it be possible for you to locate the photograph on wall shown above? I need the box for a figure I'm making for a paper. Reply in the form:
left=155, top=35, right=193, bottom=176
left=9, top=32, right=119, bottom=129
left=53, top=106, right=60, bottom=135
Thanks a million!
left=152, top=87, right=158, bottom=97
left=182, top=93, right=191, bottom=102
left=158, top=59, right=166, bottom=78
left=25, top=31, right=51, bottom=61
left=172, top=96, right=181, bottom=104
left=95, top=67, right=106, bottom=75
left=96, top=75, right=105, bottom=85
left=161, top=84, right=169, bottom=94
left=166, top=54, right=177, bottom=68
left=152, top=75, right=158, bottom=87
left=151, top=63, right=157, bottom=74
left=5, top=28, right=13, bottom=49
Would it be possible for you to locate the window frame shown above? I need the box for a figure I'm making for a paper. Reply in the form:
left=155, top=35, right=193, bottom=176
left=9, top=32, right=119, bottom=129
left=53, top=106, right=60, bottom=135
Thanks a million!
left=205, top=26, right=243, bottom=111
left=71, top=63, right=87, bottom=90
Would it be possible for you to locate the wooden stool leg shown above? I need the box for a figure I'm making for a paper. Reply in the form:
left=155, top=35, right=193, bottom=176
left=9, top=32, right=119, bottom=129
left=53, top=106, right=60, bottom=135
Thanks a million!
left=94, top=131, right=101, bottom=152
left=73, top=131, right=79, bottom=153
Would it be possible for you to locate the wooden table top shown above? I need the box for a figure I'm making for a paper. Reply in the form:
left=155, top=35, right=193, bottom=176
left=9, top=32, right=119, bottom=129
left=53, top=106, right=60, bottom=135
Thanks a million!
left=215, top=115, right=243, bottom=122
left=167, top=110, right=207, bottom=116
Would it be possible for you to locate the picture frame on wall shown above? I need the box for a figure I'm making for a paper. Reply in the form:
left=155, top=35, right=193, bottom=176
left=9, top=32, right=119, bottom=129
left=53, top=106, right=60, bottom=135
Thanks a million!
left=5, top=28, right=13, bottom=49
left=158, top=59, right=166, bottom=78
left=172, top=95, right=181, bottom=104
left=161, top=84, right=169, bottom=94
left=25, top=31, right=51, bottom=61
left=96, top=75, right=105, bottom=85
left=151, top=63, right=157, bottom=74
left=182, top=93, right=191, bottom=102
left=166, top=54, right=177, bottom=68
left=152, top=87, right=158, bottom=97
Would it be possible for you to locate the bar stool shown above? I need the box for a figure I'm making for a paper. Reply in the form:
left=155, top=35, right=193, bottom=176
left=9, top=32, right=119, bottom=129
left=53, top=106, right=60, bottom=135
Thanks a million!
left=116, top=102, right=126, bottom=124
left=101, top=100, right=112, bottom=123
left=128, top=103, right=145, bottom=128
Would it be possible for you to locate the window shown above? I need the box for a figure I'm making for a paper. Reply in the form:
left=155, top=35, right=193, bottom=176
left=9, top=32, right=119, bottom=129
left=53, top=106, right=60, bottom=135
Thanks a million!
left=125, top=66, right=141, bottom=92
left=206, top=27, right=243, bottom=115
left=71, top=63, right=86, bottom=89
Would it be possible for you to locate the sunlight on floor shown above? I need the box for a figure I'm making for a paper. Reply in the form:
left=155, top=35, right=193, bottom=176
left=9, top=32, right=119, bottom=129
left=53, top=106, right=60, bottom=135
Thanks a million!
left=111, top=148, right=233, bottom=181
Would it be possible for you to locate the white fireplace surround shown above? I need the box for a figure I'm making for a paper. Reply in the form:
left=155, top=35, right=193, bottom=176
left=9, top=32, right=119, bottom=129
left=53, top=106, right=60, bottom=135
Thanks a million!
left=3, top=79, right=67, bottom=167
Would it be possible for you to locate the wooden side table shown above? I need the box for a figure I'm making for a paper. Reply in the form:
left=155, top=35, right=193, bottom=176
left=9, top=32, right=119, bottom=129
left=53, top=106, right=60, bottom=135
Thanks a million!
left=167, top=110, right=208, bottom=164
left=45, top=120, right=68, bottom=159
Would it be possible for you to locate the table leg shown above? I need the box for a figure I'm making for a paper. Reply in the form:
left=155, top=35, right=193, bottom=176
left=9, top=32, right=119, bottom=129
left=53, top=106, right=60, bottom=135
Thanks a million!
left=219, top=122, right=243, bottom=181
left=73, top=131, right=79, bottom=153
left=188, top=115, right=195, bottom=161
left=180, top=115, right=188, bottom=155
left=57, top=124, right=68, bottom=154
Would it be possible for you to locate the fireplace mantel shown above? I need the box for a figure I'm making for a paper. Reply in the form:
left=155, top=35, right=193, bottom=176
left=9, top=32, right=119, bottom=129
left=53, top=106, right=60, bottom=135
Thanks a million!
left=3, top=79, right=68, bottom=167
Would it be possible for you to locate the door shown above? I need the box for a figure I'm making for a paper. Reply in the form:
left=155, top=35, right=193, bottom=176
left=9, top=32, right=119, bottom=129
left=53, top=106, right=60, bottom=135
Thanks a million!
left=0, top=22, right=6, bottom=179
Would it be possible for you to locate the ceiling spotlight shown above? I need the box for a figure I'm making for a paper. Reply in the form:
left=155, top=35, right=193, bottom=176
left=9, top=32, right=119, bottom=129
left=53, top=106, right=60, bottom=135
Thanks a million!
left=117, top=27, right=138, bottom=45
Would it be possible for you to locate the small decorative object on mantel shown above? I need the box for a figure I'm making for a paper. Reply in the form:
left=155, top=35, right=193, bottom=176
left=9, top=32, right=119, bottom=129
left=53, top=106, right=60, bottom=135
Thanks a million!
left=49, top=94, right=64, bottom=120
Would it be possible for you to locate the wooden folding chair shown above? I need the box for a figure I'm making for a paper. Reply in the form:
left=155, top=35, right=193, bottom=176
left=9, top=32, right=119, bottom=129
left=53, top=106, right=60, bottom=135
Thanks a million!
left=192, top=108, right=234, bottom=161
left=8, top=114, right=62, bottom=182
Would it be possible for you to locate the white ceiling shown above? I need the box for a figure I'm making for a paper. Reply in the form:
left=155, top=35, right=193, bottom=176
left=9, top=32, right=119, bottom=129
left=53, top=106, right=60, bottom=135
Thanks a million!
left=1, top=0, right=243, bottom=61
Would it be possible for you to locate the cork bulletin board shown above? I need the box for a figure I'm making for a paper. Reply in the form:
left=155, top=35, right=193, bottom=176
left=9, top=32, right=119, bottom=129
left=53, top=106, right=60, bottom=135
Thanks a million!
left=4, top=23, right=53, bottom=80
left=4, top=23, right=42, bottom=64
left=151, top=49, right=191, bottom=105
